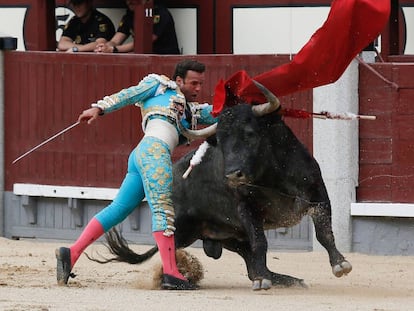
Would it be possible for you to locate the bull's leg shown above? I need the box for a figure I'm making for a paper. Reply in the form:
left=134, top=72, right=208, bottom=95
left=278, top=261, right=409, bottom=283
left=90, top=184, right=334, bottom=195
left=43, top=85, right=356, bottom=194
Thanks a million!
left=311, top=202, right=352, bottom=277
left=237, top=200, right=304, bottom=289
left=223, top=240, right=306, bottom=289
left=173, top=216, right=200, bottom=249
left=236, top=201, right=271, bottom=290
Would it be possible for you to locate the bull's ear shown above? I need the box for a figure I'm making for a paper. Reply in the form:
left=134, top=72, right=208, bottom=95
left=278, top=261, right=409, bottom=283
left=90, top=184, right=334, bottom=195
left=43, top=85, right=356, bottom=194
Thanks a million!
left=206, top=134, right=217, bottom=146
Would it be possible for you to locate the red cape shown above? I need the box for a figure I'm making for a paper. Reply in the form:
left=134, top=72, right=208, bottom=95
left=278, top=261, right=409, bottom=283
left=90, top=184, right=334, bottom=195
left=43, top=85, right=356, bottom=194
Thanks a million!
left=212, top=0, right=390, bottom=115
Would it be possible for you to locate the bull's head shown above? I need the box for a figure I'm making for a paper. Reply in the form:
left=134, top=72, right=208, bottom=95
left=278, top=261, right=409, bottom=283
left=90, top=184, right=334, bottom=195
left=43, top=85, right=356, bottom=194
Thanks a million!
left=177, top=80, right=280, bottom=141
left=218, top=81, right=281, bottom=189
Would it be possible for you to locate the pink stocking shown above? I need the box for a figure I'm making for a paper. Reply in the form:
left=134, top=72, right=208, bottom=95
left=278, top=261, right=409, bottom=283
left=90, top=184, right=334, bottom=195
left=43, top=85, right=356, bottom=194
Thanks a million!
left=153, top=231, right=186, bottom=280
left=69, top=217, right=104, bottom=268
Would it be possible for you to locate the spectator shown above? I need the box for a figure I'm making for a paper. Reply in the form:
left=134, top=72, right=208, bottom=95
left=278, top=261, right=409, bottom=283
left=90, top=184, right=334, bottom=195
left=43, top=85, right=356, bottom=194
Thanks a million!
left=94, top=0, right=134, bottom=53
left=58, top=0, right=115, bottom=53
left=95, top=0, right=180, bottom=54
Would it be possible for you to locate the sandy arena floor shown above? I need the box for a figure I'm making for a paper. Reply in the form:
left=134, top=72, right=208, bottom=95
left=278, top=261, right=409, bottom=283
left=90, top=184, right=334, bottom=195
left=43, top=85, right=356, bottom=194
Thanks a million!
left=0, top=237, right=413, bottom=311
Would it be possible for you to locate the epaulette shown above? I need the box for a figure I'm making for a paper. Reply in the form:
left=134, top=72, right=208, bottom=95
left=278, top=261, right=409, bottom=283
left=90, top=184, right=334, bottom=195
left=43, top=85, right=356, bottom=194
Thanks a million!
left=144, top=74, right=177, bottom=89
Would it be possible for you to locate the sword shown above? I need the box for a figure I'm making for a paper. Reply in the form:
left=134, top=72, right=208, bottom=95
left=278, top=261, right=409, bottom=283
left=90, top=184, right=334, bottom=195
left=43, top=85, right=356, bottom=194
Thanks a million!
left=12, top=121, right=81, bottom=164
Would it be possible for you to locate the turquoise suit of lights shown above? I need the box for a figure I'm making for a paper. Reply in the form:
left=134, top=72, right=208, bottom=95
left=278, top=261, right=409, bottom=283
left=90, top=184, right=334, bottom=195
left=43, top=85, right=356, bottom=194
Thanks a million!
left=91, top=74, right=216, bottom=235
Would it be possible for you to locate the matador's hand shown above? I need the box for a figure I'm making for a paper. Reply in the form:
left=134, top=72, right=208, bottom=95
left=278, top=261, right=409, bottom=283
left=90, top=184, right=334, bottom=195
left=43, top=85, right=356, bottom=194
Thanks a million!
left=78, top=107, right=101, bottom=124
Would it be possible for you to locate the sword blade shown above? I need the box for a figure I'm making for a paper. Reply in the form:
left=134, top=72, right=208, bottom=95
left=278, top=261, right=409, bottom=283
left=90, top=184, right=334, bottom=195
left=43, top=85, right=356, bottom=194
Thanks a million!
left=12, top=121, right=80, bottom=164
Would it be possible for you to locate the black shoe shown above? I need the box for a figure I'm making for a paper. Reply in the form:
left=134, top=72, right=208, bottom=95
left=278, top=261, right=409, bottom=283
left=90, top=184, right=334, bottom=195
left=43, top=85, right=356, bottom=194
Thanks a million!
left=161, top=274, right=198, bottom=290
left=55, top=247, right=76, bottom=286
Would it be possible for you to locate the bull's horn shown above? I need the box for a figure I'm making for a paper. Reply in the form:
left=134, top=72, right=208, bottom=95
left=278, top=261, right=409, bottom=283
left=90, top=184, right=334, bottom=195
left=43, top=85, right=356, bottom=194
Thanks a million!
left=251, top=80, right=281, bottom=116
left=176, top=115, right=217, bottom=140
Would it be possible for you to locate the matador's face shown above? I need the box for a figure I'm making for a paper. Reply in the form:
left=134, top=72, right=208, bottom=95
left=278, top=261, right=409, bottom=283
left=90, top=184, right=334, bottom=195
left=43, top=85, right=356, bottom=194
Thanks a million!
left=176, top=70, right=205, bottom=102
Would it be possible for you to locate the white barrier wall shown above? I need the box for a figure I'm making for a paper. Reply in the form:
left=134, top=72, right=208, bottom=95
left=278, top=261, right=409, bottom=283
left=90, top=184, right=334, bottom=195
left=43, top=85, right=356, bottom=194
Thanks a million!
left=313, top=59, right=359, bottom=252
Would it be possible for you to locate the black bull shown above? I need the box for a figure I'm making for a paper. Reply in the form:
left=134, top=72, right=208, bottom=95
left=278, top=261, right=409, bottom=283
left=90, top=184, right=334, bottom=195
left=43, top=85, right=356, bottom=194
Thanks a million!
left=104, top=103, right=352, bottom=290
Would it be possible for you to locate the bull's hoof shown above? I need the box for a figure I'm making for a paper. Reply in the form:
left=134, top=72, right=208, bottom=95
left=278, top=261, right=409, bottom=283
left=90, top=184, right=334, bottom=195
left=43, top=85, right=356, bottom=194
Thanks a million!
left=332, top=260, right=352, bottom=277
left=252, top=278, right=272, bottom=291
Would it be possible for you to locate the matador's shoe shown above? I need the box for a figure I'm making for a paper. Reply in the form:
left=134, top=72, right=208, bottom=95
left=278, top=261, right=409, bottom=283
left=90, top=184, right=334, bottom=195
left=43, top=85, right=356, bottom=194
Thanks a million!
left=55, top=247, right=76, bottom=285
left=161, top=274, right=198, bottom=290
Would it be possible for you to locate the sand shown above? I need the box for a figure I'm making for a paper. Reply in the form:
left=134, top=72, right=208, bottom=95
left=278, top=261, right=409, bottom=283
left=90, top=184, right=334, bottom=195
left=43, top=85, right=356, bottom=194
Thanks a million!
left=0, top=237, right=413, bottom=311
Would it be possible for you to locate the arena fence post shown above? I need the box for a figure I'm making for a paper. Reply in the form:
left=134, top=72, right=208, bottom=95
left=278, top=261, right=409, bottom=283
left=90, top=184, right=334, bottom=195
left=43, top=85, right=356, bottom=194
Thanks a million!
left=0, top=37, right=17, bottom=236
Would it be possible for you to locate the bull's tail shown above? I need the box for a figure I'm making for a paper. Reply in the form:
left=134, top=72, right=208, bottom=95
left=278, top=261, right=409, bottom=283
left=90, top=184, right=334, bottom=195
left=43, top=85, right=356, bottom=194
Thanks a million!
left=85, top=228, right=158, bottom=264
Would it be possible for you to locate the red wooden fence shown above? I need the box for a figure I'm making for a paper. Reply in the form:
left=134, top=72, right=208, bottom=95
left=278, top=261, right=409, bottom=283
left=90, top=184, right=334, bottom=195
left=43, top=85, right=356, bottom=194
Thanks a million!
left=358, top=61, right=414, bottom=203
